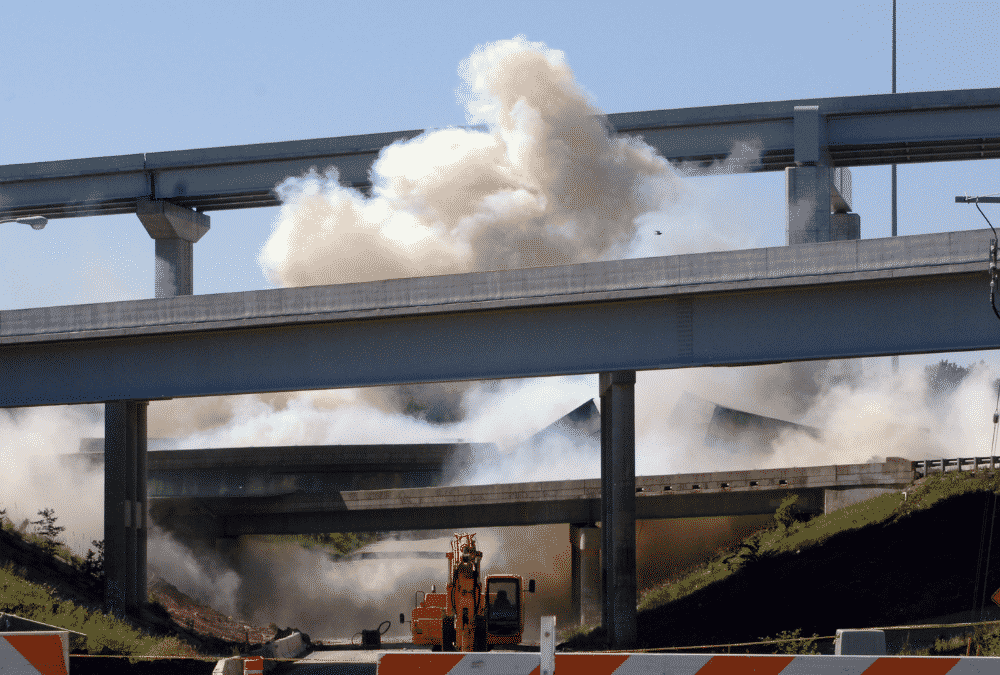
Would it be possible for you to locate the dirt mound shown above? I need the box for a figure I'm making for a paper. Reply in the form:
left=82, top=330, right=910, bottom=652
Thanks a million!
left=147, top=573, right=278, bottom=648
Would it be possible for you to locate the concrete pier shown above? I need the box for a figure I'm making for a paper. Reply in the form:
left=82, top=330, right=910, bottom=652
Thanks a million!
left=599, top=370, right=636, bottom=649
left=136, top=198, right=209, bottom=298
left=570, top=524, right=601, bottom=627
left=103, top=400, right=148, bottom=615
left=103, top=199, right=208, bottom=612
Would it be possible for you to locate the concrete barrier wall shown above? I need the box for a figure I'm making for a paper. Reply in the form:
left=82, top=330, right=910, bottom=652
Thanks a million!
left=214, top=631, right=308, bottom=674
left=261, top=631, right=306, bottom=660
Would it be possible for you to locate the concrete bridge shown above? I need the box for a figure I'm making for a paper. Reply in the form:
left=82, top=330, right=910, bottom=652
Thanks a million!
left=153, top=458, right=915, bottom=538
left=72, top=441, right=483, bottom=497
left=4, top=86, right=1000, bottom=646
left=152, top=457, right=917, bottom=627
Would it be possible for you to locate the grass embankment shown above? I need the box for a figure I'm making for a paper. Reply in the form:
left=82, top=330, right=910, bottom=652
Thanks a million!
left=564, top=470, right=1000, bottom=654
left=0, top=514, right=201, bottom=660
left=0, top=563, right=198, bottom=659
left=0, top=515, right=380, bottom=661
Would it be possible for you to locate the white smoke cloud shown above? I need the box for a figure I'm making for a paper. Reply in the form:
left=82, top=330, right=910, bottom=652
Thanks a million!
left=260, top=36, right=685, bottom=287
left=767, top=360, right=997, bottom=469
left=0, top=405, right=104, bottom=554
left=148, top=527, right=242, bottom=617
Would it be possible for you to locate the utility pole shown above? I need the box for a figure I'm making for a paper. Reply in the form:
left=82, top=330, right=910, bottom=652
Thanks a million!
left=892, top=0, right=900, bottom=374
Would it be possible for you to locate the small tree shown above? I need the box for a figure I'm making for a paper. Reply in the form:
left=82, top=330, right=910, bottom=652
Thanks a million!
left=775, top=494, right=800, bottom=531
left=82, top=539, right=105, bottom=580
left=31, top=508, right=65, bottom=553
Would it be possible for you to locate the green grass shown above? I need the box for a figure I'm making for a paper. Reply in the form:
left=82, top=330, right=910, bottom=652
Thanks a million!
left=577, top=470, right=1000, bottom=653
left=0, top=563, right=196, bottom=657
left=638, top=473, right=994, bottom=615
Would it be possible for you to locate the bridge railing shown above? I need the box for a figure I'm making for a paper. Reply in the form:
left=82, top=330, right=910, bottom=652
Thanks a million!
left=913, top=457, right=1000, bottom=477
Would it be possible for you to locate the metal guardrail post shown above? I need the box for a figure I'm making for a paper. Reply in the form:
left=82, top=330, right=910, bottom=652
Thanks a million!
left=540, top=616, right=555, bottom=675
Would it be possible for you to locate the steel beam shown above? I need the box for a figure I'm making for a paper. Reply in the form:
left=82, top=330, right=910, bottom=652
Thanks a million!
left=0, top=229, right=994, bottom=408
left=1, top=88, right=998, bottom=220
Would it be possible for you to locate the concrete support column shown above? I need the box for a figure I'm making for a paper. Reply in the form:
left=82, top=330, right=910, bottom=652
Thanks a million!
left=136, top=199, right=210, bottom=298
left=104, top=400, right=148, bottom=616
left=599, top=370, right=636, bottom=648
left=570, top=524, right=601, bottom=626
left=786, top=164, right=831, bottom=244
left=786, top=106, right=830, bottom=245
left=154, top=238, right=193, bottom=297
left=786, top=107, right=862, bottom=390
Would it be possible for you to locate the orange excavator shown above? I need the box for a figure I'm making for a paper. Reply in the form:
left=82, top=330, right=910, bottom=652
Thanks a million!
left=404, top=533, right=534, bottom=652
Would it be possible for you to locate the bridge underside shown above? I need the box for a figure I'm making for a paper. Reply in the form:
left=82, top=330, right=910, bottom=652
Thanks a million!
left=149, top=455, right=914, bottom=538
left=152, top=488, right=829, bottom=538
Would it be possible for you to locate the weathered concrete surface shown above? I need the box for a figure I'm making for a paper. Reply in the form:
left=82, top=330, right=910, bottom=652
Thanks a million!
left=0, top=229, right=993, bottom=407
left=71, top=443, right=483, bottom=497
left=3, top=87, right=999, bottom=220
left=153, top=459, right=915, bottom=537
left=599, top=370, right=637, bottom=648
left=0, top=229, right=986, bottom=344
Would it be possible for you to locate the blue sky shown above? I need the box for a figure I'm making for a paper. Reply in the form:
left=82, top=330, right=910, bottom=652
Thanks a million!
left=2, top=1, right=999, bottom=370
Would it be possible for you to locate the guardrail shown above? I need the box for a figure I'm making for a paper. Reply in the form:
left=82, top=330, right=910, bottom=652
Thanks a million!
left=913, top=457, right=1000, bottom=477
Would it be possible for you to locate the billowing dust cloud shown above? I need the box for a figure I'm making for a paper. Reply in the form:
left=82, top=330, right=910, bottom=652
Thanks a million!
left=0, top=406, right=105, bottom=553
left=259, top=35, right=686, bottom=288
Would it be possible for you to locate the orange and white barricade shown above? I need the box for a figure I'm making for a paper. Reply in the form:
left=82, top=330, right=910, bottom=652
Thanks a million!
left=243, top=654, right=264, bottom=674
left=377, top=652, right=998, bottom=675
left=0, top=631, right=69, bottom=675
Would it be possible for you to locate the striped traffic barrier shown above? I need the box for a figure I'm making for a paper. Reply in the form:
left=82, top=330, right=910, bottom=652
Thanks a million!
left=243, top=654, right=264, bottom=674
left=377, top=652, right=998, bottom=674
left=0, top=631, right=69, bottom=675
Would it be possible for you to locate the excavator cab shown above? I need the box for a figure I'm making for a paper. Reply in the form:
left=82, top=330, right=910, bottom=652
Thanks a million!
left=485, top=576, right=521, bottom=637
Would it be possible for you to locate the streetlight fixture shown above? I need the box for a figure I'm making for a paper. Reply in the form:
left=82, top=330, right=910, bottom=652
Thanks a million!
left=0, top=216, right=47, bottom=230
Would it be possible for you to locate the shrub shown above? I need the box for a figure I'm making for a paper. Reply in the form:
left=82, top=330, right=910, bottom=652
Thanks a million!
left=80, top=540, right=105, bottom=580
left=760, top=628, right=820, bottom=654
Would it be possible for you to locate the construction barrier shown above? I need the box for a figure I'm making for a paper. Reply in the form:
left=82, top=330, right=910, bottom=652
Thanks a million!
left=0, top=613, right=87, bottom=652
left=376, top=652, right=998, bottom=675
left=212, top=631, right=308, bottom=674
left=0, top=631, right=69, bottom=675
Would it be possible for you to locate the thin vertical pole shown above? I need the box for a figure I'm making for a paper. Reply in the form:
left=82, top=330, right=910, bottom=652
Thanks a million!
left=891, top=0, right=900, bottom=374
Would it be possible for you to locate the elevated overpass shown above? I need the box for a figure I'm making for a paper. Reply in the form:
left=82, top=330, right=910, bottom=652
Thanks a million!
left=0, top=228, right=993, bottom=406
left=153, top=457, right=917, bottom=628
left=70, top=442, right=483, bottom=497
left=152, top=458, right=916, bottom=538
left=2, top=87, right=998, bottom=220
